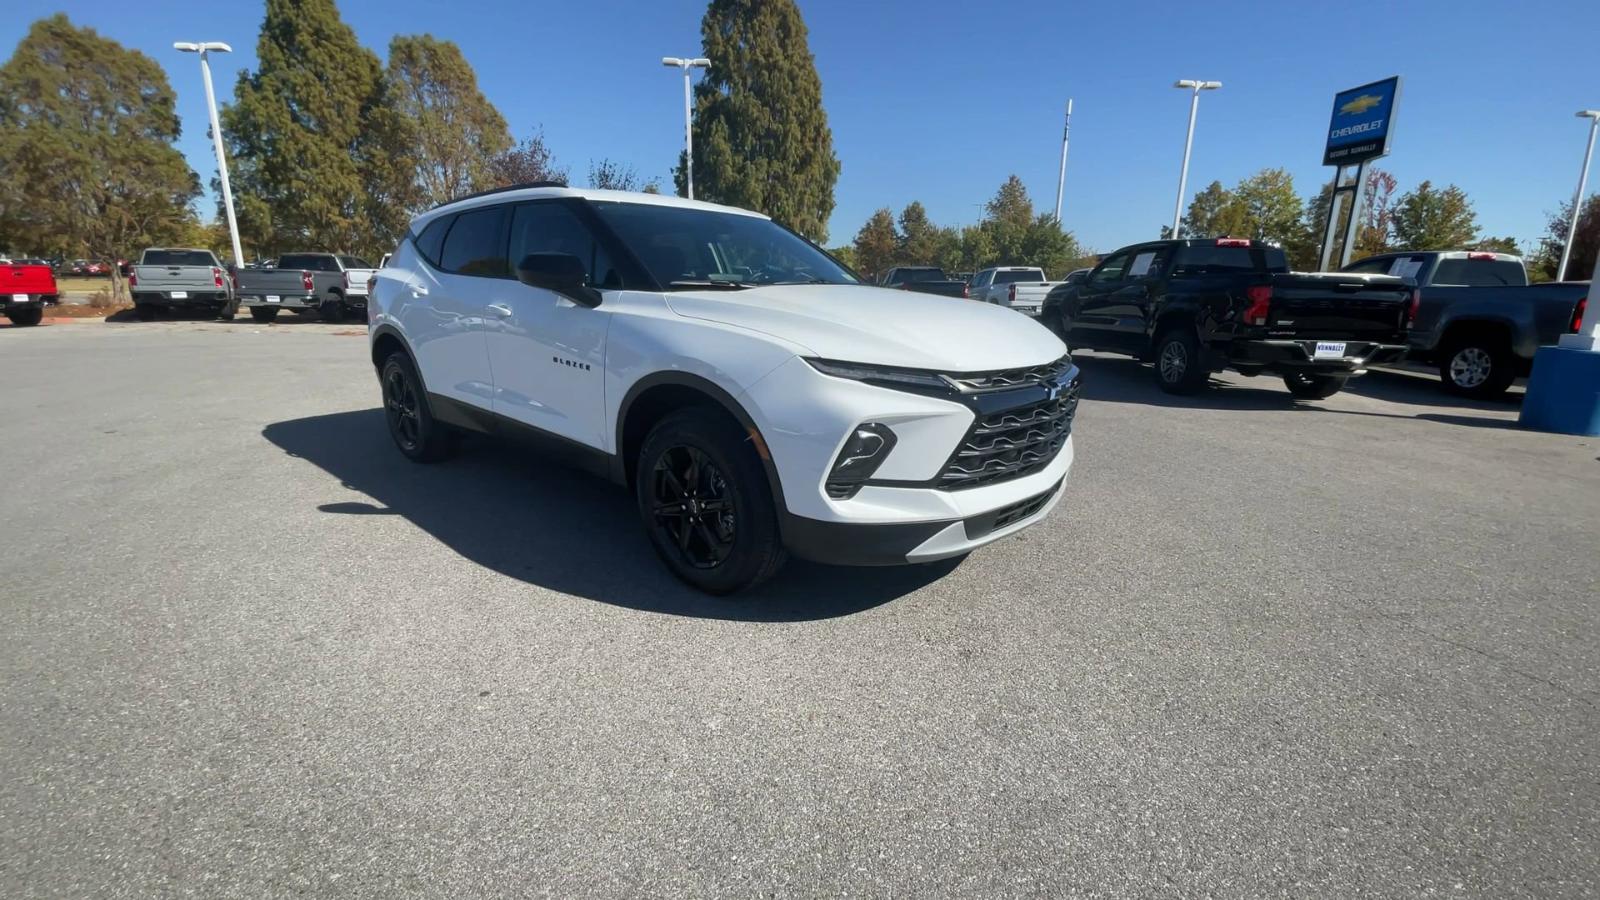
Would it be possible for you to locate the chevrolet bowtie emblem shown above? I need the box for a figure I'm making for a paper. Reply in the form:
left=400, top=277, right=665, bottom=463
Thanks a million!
left=1340, top=94, right=1382, bottom=115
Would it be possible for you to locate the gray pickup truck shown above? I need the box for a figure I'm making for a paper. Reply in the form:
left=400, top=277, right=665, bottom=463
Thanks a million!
left=879, top=266, right=969, bottom=298
left=1342, top=251, right=1589, bottom=397
left=128, top=248, right=236, bottom=320
left=235, top=252, right=376, bottom=323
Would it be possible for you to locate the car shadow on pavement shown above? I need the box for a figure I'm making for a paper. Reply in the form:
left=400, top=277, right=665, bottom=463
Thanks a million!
left=263, top=410, right=956, bottom=621
left=1073, top=353, right=1522, bottom=429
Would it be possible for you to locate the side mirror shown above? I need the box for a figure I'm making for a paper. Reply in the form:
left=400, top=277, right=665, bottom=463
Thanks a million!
left=515, top=253, right=601, bottom=307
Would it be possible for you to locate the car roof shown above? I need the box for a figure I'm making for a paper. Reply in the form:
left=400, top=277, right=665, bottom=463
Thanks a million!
left=412, top=184, right=770, bottom=231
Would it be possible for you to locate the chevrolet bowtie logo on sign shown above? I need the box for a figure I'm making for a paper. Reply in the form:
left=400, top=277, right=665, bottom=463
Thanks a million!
left=1324, top=76, right=1401, bottom=167
left=1339, top=94, right=1383, bottom=116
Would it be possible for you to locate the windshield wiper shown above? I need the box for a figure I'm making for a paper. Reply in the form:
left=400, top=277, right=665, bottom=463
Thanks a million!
left=666, top=279, right=750, bottom=290
left=768, top=277, right=837, bottom=285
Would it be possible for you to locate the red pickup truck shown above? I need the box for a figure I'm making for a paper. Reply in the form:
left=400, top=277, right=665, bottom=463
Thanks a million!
left=2, top=261, right=56, bottom=327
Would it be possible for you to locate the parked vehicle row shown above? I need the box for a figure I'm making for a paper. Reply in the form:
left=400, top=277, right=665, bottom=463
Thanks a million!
left=236, top=252, right=376, bottom=323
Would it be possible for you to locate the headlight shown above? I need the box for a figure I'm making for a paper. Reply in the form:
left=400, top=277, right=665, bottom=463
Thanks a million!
left=805, top=358, right=951, bottom=392
left=825, top=422, right=897, bottom=499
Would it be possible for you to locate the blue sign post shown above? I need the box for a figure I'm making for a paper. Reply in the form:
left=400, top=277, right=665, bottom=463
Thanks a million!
left=1317, top=76, right=1402, bottom=270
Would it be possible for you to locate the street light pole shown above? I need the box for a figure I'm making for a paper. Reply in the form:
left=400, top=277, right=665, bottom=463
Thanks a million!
left=1053, top=99, right=1072, bottom=227
left=1557, top=109, right=1600, bottom=281
left=175, top=41, right=243, bottom=270
left=1170, top=80, right=1221, bottom=238
left=662, top=56, right=710, bottom=200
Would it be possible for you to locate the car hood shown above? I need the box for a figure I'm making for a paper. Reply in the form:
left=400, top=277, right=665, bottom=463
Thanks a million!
left=662, top=284, right=1065, bottom=372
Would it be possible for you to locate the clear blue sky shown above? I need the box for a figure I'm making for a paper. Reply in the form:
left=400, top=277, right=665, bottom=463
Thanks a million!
left=6, top=0, right=1599, bottom=253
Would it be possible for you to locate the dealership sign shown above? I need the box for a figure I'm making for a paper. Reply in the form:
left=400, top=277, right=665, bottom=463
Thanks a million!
left=1323, top=76, right=1401, bottom=166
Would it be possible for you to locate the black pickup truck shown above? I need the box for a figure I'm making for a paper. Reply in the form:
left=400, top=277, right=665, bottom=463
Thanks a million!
left=1341, top=250, right=1589, bottom=398
left=879, top=266, right=969, bottom=298
left=1043, top=237, right=1413, bottom=398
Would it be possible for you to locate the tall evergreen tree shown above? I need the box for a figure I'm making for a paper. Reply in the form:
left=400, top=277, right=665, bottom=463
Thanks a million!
left=677, top=0, right=840, bottom=241
left=1392, top=181, right=1478, bottom=251
left=0, top=14, right=199, bottom=300
left=897, top=202, right=942, bottom=266
left=384, top=34, right=511, bottom=211
left=221, top=0, right=388, bottom=255
left=852, top=209, right=899, bottom=279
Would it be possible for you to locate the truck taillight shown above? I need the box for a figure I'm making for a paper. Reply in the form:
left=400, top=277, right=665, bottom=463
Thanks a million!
left=301, top=271, right=313, bottom=292
left=1467, top=252, right=1496, bottom=261
left=962, top=282, right=969, bottom=299
left=1243, top=285, right=1272, bottom=325
left=1216, top=237, right=1251, bottom=247
left=1573, top=296, right=1588, bottom=333
left=342, top=272, right=350, bottom=290
left=127, top=271, right=137, bottom=286
left=212, top=267, right=224, bottom=288
left=1008, top=284, right=1016, bottom=303
left=1406, top=288, right=1421, bottom=329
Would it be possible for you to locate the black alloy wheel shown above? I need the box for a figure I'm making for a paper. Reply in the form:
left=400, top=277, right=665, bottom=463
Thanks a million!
left=379, top=352, right=453, bottom=462
left=650, top=445, right=736, bottom=570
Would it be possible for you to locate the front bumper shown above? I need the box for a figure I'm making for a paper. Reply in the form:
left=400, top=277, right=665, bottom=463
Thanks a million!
left=1225, top=339, right=1408, bottom=372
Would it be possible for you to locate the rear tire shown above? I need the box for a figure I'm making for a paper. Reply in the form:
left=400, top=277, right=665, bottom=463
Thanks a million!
left=1438, top=335, right=1515, bottom=399
left=1153, top=327, right=1208, bottom=395
left=636, top=407, right=786, bottom=595
left=380, top=351, right=454, bottom=463
left=319, top=299, right=344, bottom=323
left=134, top=304, right=158, bottom=321
left=5, top=307, right=43, bottom=327
left=248, top=307, right=279, bottom=323
left=1283, top=372, right=1348, bottom=399
left=217, top=299, right=237, bottom=321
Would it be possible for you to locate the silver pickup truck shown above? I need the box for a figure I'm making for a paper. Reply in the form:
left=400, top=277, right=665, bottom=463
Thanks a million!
left=969, top=266, right=1059, bottom=317
left=128, top=248, right=236, bottom=320
left=235, top=252, right=376, bottom=323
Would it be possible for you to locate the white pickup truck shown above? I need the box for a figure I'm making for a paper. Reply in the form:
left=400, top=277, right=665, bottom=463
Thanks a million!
left=969, top=266, right=1058, bottom=318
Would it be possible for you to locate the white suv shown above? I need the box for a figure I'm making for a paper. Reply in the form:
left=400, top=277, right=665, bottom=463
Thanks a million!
left=369, top=184, right=1080, bottom=593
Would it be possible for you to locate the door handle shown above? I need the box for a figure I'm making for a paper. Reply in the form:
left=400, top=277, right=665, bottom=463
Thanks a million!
left=486, top=303, right=513, bottom=318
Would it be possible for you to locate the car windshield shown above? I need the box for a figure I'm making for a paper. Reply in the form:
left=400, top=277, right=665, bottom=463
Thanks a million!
left=142, top=250, right=214, bottom=267
left=588, top=201, right=858, bottom=288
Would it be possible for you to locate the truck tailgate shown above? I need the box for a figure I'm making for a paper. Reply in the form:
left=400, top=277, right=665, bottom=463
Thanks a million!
left=4, top=264, right=57, bottom=297
left=236, top=269, right=312, bottom=295
left=1266, top=272, right=1409, bottom=341
left=1005, top=283, right=1056, bottom=315
left=134, top=265, right=218, bottom=292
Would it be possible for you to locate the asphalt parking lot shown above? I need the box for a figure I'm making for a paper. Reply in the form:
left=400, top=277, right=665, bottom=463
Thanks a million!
left=2, top=319, right=1597, bottom=897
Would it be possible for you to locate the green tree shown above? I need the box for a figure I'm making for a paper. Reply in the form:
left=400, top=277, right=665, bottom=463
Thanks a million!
left=826, top=245, right=859, bottom=272
left=1392, top=181, right=1478, bottom=251
left=0, top=14, right=200, bottom=301
left=678, top=0, right=840, bottom=241
left=1530, top=194, right=1600, bottom=281
left=852, top=208, right=899, bottom=280
left=1180, top=181, right=1238, bottom=238
left=974, top=176, right=1083, bottom=275
left=221, top=0, right=390, bottom=256
left=384, top=34, right=511, bottom=212
left=897, top=202, right=943, bottom=265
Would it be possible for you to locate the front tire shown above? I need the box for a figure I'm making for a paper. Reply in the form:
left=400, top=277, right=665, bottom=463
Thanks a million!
left=1439, top=337, right=1515, bottom=399
left=1153, top=327, right=1208, bottom=395
left=248, top=306, right=279, bottom=323
left=380, top=352, right=454, bottom=463
left=5, top=307, right=43, bottom=326
left=1283, top=371, right=1348, bottom=399
left=636, top=408, right=786, bottom=594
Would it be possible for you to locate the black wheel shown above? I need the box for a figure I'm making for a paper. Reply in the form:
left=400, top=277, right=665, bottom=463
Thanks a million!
left=319, top=299, right=344, bottom=323
left=5, top=307, right=43, bottom=326
left=134, top=304, right=158, bottom=321
left=1153, top=327, right=1208, bottom=395
left=1283, top=371, right=1348, bottom=399
left=380, top=352, right=453, bottom=463
left=248, top=306, right=279, bottom=323
left=1438, top=335, right=1515, bottom=399
left=636, top=407, right=786, bottom=594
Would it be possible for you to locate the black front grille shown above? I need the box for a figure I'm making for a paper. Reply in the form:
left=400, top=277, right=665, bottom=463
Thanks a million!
left=939, top=377, right=1080, bottom=490
left=947, top=355, right=1075, bottom=392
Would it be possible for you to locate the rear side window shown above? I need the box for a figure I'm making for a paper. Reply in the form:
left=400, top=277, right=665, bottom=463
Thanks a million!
left=439, top=206, right=510, bottom=277
left=1173, top=245, right=1287, bottom=275
left=338, top=255, right=373, bottom=269
left=142, top=250, right=215, bottom=267
left=1433, top=258, right=1523, bottom=287
left=415, top=216, right=451, bottom=267
left=278, top=254, right=339, bottom=272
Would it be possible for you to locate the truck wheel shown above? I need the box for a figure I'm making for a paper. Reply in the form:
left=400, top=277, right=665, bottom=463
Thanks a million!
left=1283, top=372, right=1348, bottom=399
left=248, top=307, right=279, bottom=323
left=1439, top=337, right=1515, bottom=399
left=5, top=307, right=43, bottom=327
left=134, top=304, right=158, bottom=321
left=1153, top=328, right=1208, bottom=395
left=217, top=300, right=237, bottom=321
left=380, top=351, right=454, bottom=463
left=319, top=299, right=344, bottom=323
left=635, top=407, right=786, bottom=595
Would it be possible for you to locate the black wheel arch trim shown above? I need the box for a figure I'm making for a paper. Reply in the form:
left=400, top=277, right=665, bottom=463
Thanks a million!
left=614, top=371, right=789, bottom=516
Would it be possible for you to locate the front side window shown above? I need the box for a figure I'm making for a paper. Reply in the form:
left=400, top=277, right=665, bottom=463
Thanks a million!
left=1091, top=254, right=1130, bottom=284
left=507, top=202, right=620, bottom=289
left=588, top=201, right=857, bottom=289
left=439, top=206, right=509, bottom=277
